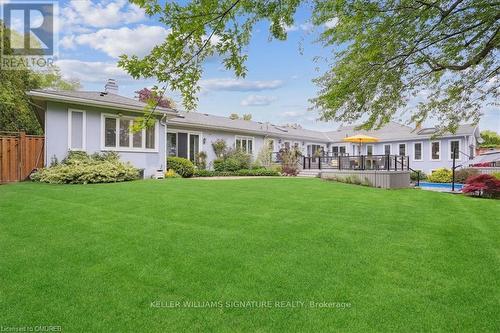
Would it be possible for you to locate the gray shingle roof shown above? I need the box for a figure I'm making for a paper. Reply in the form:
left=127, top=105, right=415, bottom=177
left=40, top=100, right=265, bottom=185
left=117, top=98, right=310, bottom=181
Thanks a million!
left=29, top=89, right=478, bottom=142
left=170, top=111, right=331, bottom=142
left=326, top=122, right=478, bottom=142
left=28, top=89, right=176, bottom=114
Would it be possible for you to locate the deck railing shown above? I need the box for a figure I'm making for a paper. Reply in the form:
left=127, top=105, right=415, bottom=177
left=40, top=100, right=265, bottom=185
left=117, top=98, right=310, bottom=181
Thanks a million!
left=302, top=154, right=410, bottom=171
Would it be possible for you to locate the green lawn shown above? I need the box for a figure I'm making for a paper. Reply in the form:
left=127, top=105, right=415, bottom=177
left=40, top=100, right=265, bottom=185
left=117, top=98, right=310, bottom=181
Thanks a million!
left=1, top=179, right=499, bottom=332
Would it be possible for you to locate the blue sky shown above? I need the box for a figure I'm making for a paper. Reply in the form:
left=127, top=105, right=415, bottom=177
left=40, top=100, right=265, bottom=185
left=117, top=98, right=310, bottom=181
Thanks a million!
left=6, top=0, right=498, bottom=132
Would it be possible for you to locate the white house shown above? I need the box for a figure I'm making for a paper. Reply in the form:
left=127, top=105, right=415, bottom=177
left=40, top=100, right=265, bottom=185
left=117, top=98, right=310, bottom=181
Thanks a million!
left=28, top=81, right=481, bottom=177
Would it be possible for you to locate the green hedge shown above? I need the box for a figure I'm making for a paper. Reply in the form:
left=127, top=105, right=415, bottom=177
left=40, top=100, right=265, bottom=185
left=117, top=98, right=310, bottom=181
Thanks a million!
left=31, top=151, right=139, bottom=184
left=167, top=157, right=195, bottom=178
left=193, top=168, right=280, bottom=177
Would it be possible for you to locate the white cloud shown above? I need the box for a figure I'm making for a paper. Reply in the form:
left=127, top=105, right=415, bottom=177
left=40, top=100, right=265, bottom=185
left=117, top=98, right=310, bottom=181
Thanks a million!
left=64, top=25, right=170, bottom=58
left=283, top=22, right=314, bottom=33
left=324, top=18, right=339, bottom=29
left=241, top=95, right=277, bottom=107
left=200, top=78, right=284, bottom=92
left=61, top=0, right=146, bottom=29
left=57, top=59, right=133, bottom=83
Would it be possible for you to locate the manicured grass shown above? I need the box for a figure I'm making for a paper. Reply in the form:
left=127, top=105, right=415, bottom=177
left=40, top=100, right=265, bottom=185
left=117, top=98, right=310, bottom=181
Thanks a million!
left=1, top=179, right=499, bottom=332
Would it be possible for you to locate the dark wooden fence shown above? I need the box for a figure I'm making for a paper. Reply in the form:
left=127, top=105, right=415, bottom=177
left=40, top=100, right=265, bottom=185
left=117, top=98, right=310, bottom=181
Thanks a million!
left=0, top=132, right=44, bottom=183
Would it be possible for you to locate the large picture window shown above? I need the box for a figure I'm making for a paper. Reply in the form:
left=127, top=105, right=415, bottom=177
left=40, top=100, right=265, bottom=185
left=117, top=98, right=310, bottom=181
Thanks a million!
left=103, top=115, right=157, bottom=151
left=235, top=136, right=253, bottom=154
left=68, top=109, right=86, bottom=150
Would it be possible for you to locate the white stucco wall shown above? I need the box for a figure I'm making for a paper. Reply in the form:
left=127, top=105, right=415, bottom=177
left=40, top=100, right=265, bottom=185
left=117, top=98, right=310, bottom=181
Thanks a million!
left=45, top=101, right=166, bottom=178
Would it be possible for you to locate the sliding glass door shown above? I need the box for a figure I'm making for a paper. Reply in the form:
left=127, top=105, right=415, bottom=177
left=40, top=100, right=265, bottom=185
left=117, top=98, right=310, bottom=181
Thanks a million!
left=167, top=130, right=200, bottom=162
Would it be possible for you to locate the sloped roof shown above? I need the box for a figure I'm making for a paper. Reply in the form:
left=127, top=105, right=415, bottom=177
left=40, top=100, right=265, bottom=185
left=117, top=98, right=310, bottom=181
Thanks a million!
left=28, top=89, right=478, bottom=142
left=326, top=122, right=478, bottom=142
left=169, top=111, right=331, bottom=142
left=28, top=89, right=177, bottom=114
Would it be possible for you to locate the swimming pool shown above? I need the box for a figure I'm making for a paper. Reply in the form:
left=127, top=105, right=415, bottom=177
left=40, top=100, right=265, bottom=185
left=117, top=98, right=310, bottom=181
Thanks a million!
left=417, top=182, right=463, bottom=192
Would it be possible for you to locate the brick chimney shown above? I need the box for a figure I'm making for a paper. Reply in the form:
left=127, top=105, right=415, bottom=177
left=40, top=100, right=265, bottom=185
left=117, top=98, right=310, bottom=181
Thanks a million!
left=104, top=79, right=118, bottom=94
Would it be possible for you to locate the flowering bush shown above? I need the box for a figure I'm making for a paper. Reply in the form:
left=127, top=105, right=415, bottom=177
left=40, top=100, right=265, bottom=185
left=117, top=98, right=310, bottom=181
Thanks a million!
left=165, top=169, right=181, bottom=178
left=462, top=174, right=500, bottom=199
left=279, top=148, right=301, bottom=176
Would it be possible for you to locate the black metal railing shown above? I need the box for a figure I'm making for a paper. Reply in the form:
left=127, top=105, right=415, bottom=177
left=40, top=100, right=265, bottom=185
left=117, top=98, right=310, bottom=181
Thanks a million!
left=302, top=154, right=410, bottom=172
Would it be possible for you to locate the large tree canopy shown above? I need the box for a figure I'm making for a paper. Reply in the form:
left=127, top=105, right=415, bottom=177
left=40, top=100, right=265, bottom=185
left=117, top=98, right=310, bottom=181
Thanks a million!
left=119, top=0, right=499, bottom=131
left=0, top=23, right=81, bottom=134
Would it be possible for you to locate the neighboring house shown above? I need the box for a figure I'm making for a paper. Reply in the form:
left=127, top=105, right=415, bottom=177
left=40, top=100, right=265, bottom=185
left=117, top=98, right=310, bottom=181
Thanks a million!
left=28, top=80, right=481, bottom=177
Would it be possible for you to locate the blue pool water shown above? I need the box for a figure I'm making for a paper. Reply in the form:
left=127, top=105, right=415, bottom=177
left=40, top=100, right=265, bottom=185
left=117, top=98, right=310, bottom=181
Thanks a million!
left=417, top=182, right=463, bottom=192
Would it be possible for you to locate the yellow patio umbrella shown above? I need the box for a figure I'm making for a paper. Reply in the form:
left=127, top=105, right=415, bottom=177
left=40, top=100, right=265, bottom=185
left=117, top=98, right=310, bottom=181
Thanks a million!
left=342, top=134, right=379, bottom=155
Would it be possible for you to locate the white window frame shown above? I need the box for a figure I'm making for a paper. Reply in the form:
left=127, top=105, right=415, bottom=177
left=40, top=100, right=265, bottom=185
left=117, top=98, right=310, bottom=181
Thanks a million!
left=235, top=135, right=254, bottom=154
left=430, top=140, right=441, bottom=161
left=100, top=113, right=159, bottom=152
left=366, top=144, right=374, bottom=156
left=413, top=142, right=423, bottom=161
left=383, top=144, right=392, bottom=155
left=448, top=139, right=460, bottom=161
left=398, top=143, right=407, bottom=156
left=67, top=108, right=86, bottom=151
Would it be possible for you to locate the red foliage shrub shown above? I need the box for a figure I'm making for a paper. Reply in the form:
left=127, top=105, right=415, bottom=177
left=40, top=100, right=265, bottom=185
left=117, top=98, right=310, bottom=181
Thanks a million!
left=462, top=174, right=500, bottom=199
left=135, top=88, right=175, bottom=109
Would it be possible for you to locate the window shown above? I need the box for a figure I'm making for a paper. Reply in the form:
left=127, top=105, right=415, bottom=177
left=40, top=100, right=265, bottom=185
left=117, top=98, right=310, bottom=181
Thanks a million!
left=68, top=109, right=85, bottom=150
left=366, top=145, right=373, bottom=156
left=235, top=136, right=253, bottom=154
left=119, top=119, right=130, bottom=148
left=398, top=143, right=406, bottom=156
left=414, top=142, right=423, bottom=161
left=332, top=146, right=339, bottom=155
left=104, top=117, right=116, bottom=148
left=339, top=146, right=346, bottom=154
left=449, top=140, right=460, bottom=160
left=167, top=133, right=177, bottom=156
left=431, top=141, right=440, bottom=160
left=102, top=115, right=157, bottom=151
left=384, top=144, right=391, bottom=155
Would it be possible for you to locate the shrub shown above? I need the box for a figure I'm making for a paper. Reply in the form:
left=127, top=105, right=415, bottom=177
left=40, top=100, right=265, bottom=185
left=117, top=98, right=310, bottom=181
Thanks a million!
left=454, top=168, right=479, bottom=183
left=279, top=148, right=301, bottom=176
left=492, top=172, right=500, bottom=180
left=212, top=149, right=251, bottom=172
left=462, top=174, right=500, bottom=199
left=167, top=157, right=195, bottom=178
left=212, top=139, right=227, bottom=158
left=427, top=168, right=452, bottom=183
left=30, top=151, right=139, bottom=184
left=165, top=169, right=181, bottom=178
left=194, top=151, right=207, bottom=170
left=410, top=170, right=427, bottom=181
